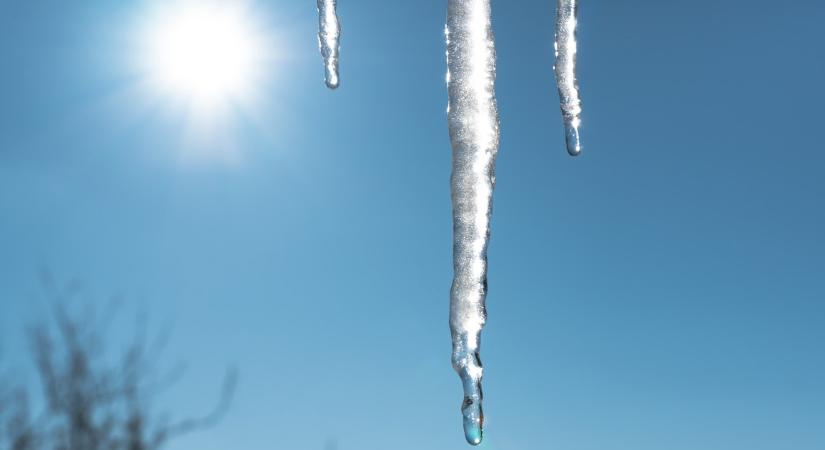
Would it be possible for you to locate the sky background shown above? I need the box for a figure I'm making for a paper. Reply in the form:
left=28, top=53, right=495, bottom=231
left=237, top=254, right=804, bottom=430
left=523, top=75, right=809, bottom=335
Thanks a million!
left=2, top=0, right=825, bottom=449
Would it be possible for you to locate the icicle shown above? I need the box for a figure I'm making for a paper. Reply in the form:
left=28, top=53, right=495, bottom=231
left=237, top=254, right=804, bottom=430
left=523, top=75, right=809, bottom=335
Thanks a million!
left=317, top=0, right=340, bottom=89
left=446, top=0, right=499, bottom=445
left=554, top=0, right=582, bottom=156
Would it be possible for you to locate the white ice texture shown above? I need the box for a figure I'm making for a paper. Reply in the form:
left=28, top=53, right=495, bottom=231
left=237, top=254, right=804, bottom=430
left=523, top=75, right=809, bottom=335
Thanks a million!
left=446, top=0, right=499, bottom=445
left=315, top=0, right=585, bottom=444
left=317, top=0, right=340, bottom=89
left=554, top=0, right=583, bottom=156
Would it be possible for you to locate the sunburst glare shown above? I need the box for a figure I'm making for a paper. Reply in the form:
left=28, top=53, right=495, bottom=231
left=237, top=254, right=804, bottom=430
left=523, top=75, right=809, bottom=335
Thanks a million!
left=129, top=0, right=278, bottom=164
left=138, top=1, right=271, bottom=117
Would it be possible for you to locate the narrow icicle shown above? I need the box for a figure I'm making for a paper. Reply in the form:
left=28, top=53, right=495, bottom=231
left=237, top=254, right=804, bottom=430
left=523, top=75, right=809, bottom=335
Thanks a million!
left=554, top=0, right=582, bottom=156
left=446, top=0, right=499, bottom=445
left=317, top=0, right=340, bottom=89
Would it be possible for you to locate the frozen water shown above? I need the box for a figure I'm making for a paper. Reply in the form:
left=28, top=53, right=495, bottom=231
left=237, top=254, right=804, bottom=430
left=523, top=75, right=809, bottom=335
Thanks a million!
left=311, top=0, right=586, bottom=442
left=554, top=0, right=582, bottom=156
left=446, top=0, right=499, bottom=445
left=317, top=0, right=340, bottom=89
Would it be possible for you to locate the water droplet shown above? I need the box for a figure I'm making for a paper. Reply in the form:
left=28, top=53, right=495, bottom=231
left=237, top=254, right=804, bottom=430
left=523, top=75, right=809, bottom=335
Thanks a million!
left=565, top=124, right=581, bottom=156
left=461, top=395, right=484, bottom=445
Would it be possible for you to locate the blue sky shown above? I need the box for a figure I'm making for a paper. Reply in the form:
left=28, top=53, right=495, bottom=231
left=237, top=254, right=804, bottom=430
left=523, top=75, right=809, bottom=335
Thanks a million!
left=1, top=0, right=824, bottom=449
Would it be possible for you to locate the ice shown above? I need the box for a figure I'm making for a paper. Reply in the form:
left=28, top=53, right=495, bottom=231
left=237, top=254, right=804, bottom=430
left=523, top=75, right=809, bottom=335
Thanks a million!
left=446, top=0, right=500, bottom=445
left=311, top=0, right=585, bottom=442
left=554, top=0, right=582, bottom=156
left=317, top=0, right=340, bottom=89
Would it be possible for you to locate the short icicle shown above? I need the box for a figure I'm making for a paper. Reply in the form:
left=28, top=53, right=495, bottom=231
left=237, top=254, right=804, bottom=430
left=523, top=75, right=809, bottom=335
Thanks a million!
left=554, top=0, right=583, bottom=156
left=317, top=0, right=340, bottom=89
left=446, top=0, right=500, bottom=445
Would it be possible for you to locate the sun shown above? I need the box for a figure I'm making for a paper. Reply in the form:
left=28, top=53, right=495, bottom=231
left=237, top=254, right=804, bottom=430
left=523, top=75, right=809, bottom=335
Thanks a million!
left=140, top=1, right=269, bottom=112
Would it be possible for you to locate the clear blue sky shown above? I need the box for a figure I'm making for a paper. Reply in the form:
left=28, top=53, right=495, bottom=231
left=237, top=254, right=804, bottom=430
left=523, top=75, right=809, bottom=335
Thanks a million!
left=2, top=0, right=824, bottom=449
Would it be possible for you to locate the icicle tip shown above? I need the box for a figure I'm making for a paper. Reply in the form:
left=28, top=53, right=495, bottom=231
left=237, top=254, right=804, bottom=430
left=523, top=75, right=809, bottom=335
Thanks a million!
left=564, top=123, right=581, bottom=156
left=464, top=420, right=483, bottom=446
left=325, top=74, right=339, bottom=90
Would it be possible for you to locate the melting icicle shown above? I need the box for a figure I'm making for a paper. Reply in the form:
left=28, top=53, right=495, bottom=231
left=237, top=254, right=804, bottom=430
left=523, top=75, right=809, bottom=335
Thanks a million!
left=554, top=0, right=582, bottom=156
left=317, top=0, right=340, bottom=89
left=446, top=0, right=499, bottom=445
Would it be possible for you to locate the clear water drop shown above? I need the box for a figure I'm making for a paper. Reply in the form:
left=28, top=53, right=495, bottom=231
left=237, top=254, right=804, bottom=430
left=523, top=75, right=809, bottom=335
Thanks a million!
left=565, top=124, right=581, bottom=156
left=463, top=403, right=483, bottom=446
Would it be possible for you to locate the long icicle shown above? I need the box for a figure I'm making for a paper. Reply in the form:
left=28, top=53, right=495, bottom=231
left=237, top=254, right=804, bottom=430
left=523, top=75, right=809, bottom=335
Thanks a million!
left=446, top=0, right=500, bottom=445
left=317, top=0, right=340, bottom=89
left=554, top=0, right=582, bottom=156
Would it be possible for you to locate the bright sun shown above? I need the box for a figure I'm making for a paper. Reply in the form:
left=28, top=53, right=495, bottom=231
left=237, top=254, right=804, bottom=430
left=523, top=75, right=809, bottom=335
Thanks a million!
left=141, top=2, right=268, bottom=111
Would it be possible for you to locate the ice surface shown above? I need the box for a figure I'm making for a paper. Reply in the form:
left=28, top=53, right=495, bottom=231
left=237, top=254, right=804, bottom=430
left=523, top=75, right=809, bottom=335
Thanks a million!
left=317, top=0, right=340, bottom=89
left=446, top=0, right=500, bottom=445
left=554, top=0, right=582, bottom=156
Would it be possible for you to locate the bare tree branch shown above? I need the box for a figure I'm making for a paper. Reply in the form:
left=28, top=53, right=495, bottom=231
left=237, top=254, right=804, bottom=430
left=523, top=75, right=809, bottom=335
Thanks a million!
left=2, top=281, right=236, bottom=450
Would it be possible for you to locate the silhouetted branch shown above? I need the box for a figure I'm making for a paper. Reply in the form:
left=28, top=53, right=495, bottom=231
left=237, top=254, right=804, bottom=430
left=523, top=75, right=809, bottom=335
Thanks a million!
left=1, top=280, right=236, bottom=450
left=148, top=368, right=237, bottom=449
